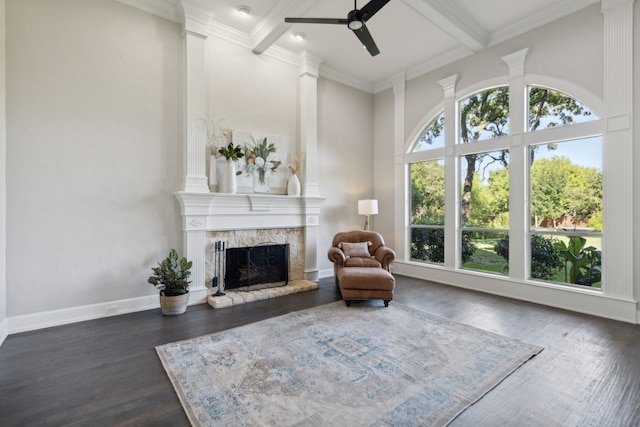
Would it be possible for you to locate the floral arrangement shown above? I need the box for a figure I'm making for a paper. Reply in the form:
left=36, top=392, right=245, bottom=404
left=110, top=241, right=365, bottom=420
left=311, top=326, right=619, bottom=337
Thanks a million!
left=218, top=142, right=244, bottom=161
left=243, top=136, right=281, bottom=184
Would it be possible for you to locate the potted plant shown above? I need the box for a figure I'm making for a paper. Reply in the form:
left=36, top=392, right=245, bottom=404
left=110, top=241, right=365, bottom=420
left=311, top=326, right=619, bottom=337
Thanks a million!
left=148, top=248, right=193, bottom=315
left=218, top=142, right=244, bottom=193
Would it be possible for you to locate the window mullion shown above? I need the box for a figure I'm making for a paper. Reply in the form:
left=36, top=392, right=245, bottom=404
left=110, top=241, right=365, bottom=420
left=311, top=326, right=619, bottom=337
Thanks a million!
left=503, top=49, right=528, bottom=280
left=439, top=75, right=458, bottom=269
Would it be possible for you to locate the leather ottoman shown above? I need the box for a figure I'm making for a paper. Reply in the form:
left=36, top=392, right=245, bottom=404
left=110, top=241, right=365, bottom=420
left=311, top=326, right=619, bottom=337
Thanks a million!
left=336, top=267, right=395, bottom=307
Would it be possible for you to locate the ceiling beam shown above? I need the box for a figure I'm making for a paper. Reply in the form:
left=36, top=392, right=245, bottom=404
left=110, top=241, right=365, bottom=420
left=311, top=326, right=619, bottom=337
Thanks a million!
left=402, top=0, right=487, bottom=52
left=251, top=0, right=318, bottom=54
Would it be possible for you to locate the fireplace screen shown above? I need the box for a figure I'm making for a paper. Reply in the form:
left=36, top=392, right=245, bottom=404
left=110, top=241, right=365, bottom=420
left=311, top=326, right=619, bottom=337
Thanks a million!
left=225, top=243, right=289, bottom=291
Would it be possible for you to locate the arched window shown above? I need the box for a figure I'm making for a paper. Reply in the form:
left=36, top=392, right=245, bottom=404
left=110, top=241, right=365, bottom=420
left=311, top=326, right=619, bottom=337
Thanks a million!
left=410, top=112, right=444, bottom=152
left=528, top=86, right=597, bottom=132
left=459, top=86, right=509, bottom=144
left=408, top=82, right=602, bottom=288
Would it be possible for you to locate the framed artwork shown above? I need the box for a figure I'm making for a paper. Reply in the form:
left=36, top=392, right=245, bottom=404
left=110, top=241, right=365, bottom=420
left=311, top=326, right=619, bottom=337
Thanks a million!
left=232, top=130, right=288, bottom=194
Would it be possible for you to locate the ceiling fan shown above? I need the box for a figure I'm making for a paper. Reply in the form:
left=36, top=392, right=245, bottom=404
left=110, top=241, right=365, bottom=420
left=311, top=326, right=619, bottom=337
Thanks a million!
left=285, top=0, right=391, bottom=57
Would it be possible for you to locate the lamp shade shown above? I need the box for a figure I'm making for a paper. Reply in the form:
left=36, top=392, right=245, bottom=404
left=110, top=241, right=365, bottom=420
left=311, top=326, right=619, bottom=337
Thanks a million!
left=358, top=199, right=378, bottom=216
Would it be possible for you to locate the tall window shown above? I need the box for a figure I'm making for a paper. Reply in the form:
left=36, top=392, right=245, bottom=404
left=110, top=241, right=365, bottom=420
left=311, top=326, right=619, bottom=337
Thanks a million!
left=410, top=159, right=445, bottom=265
left=528, top=139, right=603, bottom=286
left=460, top=150, right=509, bottom=274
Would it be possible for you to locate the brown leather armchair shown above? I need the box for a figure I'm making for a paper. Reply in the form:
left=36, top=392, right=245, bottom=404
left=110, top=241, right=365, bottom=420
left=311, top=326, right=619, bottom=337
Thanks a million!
left=327, top=230, right=395, bottom=288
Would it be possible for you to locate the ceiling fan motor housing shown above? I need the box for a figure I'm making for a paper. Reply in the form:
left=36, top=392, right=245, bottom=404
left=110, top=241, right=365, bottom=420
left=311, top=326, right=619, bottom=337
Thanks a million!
left=347, top=10, right=363, bottom=30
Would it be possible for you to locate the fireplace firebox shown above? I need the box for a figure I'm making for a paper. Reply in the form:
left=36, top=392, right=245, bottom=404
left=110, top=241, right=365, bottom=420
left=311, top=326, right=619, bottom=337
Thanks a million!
left=224, top=243, right=289, bottom=291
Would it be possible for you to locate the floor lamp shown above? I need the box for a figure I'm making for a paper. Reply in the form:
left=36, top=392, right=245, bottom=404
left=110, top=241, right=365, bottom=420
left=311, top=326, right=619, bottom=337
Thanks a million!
left=358, top=199, right=378, bottom=231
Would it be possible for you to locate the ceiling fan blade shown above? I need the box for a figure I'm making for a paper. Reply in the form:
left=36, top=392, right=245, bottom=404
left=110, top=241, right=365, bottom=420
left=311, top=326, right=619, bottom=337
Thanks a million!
left=352, top=23, right=380, bottom=56
left=360, top=0, right=391, bottom=22
left=285, top=17, right=348, bottom=25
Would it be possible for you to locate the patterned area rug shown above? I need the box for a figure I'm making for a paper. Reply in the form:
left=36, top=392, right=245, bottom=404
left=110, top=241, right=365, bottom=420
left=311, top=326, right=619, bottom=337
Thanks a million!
left=156, top=301, right=542, bottom=426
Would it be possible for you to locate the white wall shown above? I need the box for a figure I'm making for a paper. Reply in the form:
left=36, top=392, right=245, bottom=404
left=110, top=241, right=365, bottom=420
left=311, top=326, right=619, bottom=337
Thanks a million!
left=372, top=87, right=395, bottom=249
left=3, top=0, right=374, bottom=332
left=317, top=77, right=374, bottom=275
left=6, top=0, right=183, bottom=321
left=207, top=37, right=298, bottom=144
left=0, top=0, right=8, bottom=345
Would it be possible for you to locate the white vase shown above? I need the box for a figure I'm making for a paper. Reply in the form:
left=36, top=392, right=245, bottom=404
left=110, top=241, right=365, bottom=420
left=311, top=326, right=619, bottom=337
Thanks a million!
left=215, top=156, right=226, bottom=191
left=287, top=173, right=301, bottom=196
left=220, top=160, right=237, bottom=194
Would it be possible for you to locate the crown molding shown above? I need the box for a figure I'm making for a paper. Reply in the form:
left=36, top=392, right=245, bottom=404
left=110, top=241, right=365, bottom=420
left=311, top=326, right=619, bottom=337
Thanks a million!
left=489, top=0, right=600, bottom=47
left=117, top=0, right=181, bottom=23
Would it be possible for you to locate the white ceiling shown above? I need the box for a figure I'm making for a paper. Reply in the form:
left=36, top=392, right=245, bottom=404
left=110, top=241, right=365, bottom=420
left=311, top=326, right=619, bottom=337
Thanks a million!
left=120, top=0, right=600, bottom=92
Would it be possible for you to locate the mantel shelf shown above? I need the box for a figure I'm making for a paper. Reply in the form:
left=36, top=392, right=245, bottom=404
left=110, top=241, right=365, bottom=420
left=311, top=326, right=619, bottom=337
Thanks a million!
left=174, top=191, right=326, bottom=232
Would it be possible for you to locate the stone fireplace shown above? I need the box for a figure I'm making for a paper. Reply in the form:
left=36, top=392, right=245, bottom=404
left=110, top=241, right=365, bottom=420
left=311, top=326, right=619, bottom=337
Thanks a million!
left=174, top=192, right=325, bottom=307
left=206, top=228, right=303, bottom=289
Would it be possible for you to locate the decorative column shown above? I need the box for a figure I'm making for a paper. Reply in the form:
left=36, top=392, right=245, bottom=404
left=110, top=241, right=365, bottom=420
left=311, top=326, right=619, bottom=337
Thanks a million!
left=437, top=74, right=457, bottom=268
left=501, top=48, right=529, bottom=280
left=181, top=1, right=212, bottom=193
left=297, top=51, right=326, bottom=280
left=298, top=51, right=323, bottom=198
left=601, top=0, right=635, bottom=303
left=390, top=71, right=406, bottom=260
left=178, top=1, right=214, bottom=301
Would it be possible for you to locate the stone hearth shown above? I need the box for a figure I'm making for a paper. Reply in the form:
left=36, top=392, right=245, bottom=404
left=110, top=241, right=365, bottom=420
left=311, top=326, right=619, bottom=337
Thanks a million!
left=208, top=280, right=319, bottom=308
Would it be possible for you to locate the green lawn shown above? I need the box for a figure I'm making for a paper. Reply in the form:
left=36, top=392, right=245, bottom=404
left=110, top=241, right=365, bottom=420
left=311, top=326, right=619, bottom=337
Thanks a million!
left=462, top=239, right=507, bottom=274
left=462, top=237, right=602, bottom=289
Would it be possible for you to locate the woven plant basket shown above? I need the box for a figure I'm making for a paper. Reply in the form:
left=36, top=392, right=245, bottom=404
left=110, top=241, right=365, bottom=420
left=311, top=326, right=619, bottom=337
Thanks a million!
left=159, top=291, right=189, bottom=315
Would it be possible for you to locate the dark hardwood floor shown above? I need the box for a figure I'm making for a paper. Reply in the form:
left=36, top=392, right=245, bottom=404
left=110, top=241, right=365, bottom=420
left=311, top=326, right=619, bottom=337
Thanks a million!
left=1, top=276, right=639, bottom=426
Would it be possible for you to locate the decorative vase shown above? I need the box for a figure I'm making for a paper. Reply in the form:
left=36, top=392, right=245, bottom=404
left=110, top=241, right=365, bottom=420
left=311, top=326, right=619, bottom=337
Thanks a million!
left=159, top=291, right=189, bottom=315
left=253, top=170, right=270, bottom=193
left=287, top=173, right=301, bottom=196
left=215, top=156, right=226, bottom=191
left=220, top=160, right=237, bottom=194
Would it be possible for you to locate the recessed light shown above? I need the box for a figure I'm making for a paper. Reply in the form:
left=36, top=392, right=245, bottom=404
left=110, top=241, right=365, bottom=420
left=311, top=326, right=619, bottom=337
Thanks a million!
left=293, top=32, right=306, bottom=41
left=236, top=5, right=251, bottom=16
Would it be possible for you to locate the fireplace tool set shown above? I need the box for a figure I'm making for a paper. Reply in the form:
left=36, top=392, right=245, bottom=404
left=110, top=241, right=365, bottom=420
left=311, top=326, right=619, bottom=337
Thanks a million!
left=212, top=240, right=226, bottom=296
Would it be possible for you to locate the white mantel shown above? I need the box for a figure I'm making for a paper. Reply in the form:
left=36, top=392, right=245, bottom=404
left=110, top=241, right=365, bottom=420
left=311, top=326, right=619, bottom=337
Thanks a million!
left=175, top=192, right=326, bottom=304
left=176, top=192, right=325, bottom=231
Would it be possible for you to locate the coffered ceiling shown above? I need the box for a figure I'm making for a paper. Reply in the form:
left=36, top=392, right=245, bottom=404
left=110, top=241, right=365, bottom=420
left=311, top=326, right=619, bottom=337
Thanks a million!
left=120, top=0, right=600, bottom=92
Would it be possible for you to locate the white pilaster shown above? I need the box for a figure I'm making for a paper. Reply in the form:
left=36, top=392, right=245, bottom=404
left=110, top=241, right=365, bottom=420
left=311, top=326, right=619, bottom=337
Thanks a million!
left=501, top=48, right=529, bottom=280
left=601, top=0, right=634, bottom=301
left=390, top=71, right=406, bottom=260
left=298, top=51, right=323, bottom=198
left=438, top=74, right=457, bottom=268
left=181, top=1, right=213, bottom=193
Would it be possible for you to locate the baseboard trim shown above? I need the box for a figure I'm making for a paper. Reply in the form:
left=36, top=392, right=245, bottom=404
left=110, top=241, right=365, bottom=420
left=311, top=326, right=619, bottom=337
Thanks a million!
left=6, top=288, right=211, bottom=335
left=393, top=262, right=638, bottom=324
left=0, top=318, right=8, bottom=347
left=318, top=268, right=333, bottom=279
